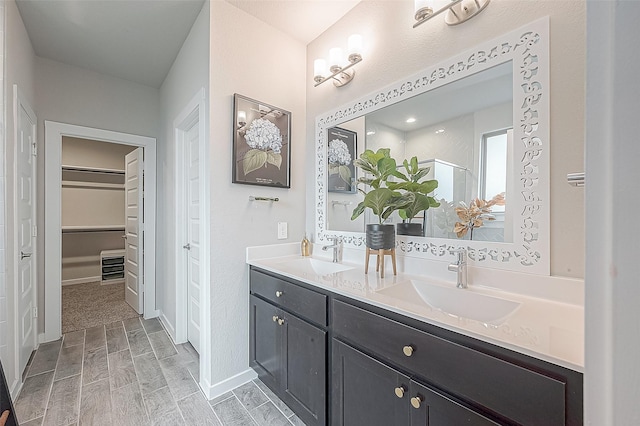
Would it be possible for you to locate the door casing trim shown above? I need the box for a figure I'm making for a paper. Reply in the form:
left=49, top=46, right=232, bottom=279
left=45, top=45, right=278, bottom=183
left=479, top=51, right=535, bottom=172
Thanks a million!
left=43, top=121, right=158, bottom=342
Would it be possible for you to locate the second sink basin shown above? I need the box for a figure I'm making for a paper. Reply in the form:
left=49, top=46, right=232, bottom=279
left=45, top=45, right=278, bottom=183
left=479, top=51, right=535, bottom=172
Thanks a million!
left=378, top=279, right=521, bottom=325
left=275, top=258, right=354, bottom=276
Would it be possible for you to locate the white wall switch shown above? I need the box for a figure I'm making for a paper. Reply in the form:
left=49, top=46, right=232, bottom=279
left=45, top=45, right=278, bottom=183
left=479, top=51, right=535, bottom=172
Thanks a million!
left=277, top=222, right=288, bottom=239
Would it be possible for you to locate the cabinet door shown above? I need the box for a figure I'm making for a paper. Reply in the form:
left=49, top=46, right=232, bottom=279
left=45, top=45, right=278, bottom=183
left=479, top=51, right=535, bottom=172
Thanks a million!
left=250, top=295, right=283, bottom=390
left=332, top=340, right=410, bottom=426
left=282, top=313, right=326, bottom=426
left=409, top=381, right=501, bottom=426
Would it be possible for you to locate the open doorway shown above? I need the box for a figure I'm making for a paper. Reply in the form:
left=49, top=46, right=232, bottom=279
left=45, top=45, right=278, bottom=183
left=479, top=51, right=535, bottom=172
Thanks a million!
left=44, top=122, right=157, bottom=342
left=60, top=137, right=141, bottom=333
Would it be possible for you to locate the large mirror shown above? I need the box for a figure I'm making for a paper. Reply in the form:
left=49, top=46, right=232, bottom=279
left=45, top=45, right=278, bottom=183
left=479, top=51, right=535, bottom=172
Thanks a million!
left=315, top=18, right=550, bottom=274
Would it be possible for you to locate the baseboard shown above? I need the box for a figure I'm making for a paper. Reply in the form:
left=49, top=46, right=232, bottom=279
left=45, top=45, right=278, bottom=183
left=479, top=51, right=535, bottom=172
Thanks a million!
left=9, top=377, right=23, bottom=400
left=61, top=276, right=101, bottom=286
left=201, top=369, right=258, bottom=400
left=159, top=312, right=177, bottom=342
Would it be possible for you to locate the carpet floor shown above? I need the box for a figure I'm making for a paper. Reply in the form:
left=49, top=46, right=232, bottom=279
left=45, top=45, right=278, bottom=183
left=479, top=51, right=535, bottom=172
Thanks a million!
left=62, top=281, right=139, bottom=333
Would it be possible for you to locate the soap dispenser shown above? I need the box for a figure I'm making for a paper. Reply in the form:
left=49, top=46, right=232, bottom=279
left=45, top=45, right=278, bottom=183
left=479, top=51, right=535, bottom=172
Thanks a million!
left=301, top=234, right=310, bottom=257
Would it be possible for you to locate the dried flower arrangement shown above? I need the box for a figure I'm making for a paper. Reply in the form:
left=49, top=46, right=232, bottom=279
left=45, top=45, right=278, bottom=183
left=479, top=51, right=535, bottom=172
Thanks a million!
left=454, top=192, right=505, bottom=240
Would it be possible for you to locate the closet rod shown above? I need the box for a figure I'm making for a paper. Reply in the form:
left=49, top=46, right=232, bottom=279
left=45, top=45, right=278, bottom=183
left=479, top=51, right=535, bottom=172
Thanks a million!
left=61, top=165, right=125, bottom=175
left=62, top=226, right=125, bottom=233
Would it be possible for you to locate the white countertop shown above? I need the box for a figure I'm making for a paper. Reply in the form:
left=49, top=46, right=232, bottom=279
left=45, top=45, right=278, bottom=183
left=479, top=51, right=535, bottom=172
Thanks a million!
left=247, top=243, right=584, bottom=373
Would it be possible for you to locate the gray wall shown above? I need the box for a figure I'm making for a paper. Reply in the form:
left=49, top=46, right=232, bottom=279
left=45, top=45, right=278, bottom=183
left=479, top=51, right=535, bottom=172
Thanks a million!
left=158, top=0, right=210, bottom=341
left=306, top=0, right=586, bottom=279
left=1, top=0, right=37, bottom=394
left=208, top=0, right=307, bottom=385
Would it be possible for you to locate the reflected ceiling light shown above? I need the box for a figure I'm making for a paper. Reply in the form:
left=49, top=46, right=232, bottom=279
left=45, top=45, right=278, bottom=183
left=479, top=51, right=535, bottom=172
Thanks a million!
left=435, top=128, right=445, bottom=134
left=366, top=131, right=376, bottom=136
left=406, top=117, right=417, bottom=123
left=414, top=0, right=490, bottom=28
left=314, top=34, right=363, bottom=88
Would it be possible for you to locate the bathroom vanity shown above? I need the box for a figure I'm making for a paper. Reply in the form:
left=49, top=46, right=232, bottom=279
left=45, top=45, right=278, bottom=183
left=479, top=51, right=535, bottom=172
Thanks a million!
left=247, top=252, right=583, bottom=426
left=248, top=17, right=583, bottom=426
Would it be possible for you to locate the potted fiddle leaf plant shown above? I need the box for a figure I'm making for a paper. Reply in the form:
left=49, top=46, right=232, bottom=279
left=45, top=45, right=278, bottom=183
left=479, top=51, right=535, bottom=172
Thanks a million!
left=351, top=148, right=414, bottom=250
left=387, top=157, right=440, bottom=236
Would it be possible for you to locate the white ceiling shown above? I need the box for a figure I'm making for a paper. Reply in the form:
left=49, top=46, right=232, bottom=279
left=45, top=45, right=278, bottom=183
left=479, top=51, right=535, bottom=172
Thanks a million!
left=225, top=0, right=360, bottom=44
left=15, top=0, right=360, bottom=89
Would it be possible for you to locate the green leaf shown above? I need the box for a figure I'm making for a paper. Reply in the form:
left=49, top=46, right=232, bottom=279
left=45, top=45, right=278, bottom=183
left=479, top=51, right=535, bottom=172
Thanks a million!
left=400, top=193, right=434, bottom=221
left=351, top=201, right=366, bottom=220
left=410, top=156, right=418, bottom=173
left=381, top=193, right=415, bottom=220
left=267, top=151, right=282, bottom=170
left=416, top=180, right=438, bottom=194
left=338, top=165, right=351, bottom=184
left=243, top=149, right=267, bottom=175
left=377, top=157, right=397, bottom=180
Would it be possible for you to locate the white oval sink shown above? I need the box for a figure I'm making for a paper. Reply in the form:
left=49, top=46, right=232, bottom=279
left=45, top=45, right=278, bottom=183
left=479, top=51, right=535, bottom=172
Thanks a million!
left=275, top=258, right=354, bottom=276
left=378, top=279, right=521, bottom=325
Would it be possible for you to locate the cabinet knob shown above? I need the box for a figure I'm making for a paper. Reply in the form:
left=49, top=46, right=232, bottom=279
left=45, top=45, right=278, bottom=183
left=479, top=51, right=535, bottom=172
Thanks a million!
left=411, top=395, right=423, bottom=409
left=275, top=291, right=283, bottom=297
left=272, top=315, right=278, bottom=322
left=277, top=318, right=285, bottom=326
left=402, top=345, right=414, bottom=357
left=394, top=386, right=406, bottom=398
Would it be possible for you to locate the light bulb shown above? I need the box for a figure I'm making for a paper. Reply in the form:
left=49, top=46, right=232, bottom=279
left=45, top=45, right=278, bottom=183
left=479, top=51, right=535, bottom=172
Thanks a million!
left=347, top=34, right=363, bottom=62
left=314, top=59, right=327, bottom=82
left=329, top=48, right=344, bottom=73
left=237, top=110, right=246, bottom=127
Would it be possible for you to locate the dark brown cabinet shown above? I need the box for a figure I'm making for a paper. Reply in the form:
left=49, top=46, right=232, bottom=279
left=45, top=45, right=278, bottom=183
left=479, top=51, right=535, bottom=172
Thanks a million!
left=332, top=339, right=500, bottom=426
left=250, top=270, right=327, bottom=426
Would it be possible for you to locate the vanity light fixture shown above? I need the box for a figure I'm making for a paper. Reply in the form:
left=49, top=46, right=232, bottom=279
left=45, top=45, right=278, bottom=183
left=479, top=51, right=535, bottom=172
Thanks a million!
left=413, top=0, right=490, bottom=28
left=314, top=34, right=363, bottom=88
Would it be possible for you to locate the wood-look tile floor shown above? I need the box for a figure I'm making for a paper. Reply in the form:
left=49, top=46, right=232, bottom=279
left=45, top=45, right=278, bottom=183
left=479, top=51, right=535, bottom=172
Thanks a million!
left=14, top=318, right=305, bottom=426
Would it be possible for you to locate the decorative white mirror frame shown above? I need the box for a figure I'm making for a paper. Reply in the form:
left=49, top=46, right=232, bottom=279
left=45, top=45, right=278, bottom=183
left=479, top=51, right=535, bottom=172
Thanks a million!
left=315, top=17, right=550, bottom=275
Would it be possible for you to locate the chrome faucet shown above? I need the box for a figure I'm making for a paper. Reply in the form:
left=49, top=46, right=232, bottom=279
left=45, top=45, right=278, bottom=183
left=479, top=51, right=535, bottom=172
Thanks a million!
left=322, top=236, right=343, bottom=263
left=448, top=248, right=467, bottom=289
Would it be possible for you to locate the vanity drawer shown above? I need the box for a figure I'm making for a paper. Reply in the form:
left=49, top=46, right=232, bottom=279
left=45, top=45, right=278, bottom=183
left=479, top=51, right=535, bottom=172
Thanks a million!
left=332, top=299, right=567, bottom=426
left=250, top=268, right=327, bottom=326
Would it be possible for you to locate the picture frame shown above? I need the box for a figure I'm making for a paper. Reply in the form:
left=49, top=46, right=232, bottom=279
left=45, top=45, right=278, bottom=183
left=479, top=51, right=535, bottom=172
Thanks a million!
left=327, top=127, right=357, bottom=193
left=233, top=94, right=291, bottom=188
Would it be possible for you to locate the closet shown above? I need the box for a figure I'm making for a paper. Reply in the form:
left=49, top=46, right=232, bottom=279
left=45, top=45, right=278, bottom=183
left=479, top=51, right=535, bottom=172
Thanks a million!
left=61, top=137, right=136, bottom=286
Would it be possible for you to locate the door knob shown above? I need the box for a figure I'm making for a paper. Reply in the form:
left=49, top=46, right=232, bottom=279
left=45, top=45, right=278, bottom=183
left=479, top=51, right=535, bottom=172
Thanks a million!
left=20, top=251, right=32, bottom=260
left=403, top=345, right=414, bottom=357
left=394, top=386, right=406, bottom=398
left=411, top=395, right=423, bottom=409
left=183, top=243, right=191, bottom=250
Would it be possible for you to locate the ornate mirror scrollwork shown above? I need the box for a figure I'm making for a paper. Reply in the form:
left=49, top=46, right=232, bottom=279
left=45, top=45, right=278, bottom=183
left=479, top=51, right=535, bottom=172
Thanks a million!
left=315, top=18, right=550, bottom=275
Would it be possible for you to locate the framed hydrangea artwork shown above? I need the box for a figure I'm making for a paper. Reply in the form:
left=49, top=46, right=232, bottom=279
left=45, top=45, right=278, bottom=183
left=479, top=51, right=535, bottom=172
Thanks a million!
left=233, top=94, right=291, bottom=188
left=327, top=127, right=357, bottom=193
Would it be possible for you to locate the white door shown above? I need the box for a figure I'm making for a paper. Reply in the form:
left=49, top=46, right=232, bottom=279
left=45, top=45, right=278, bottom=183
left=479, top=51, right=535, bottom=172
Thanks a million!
left=125, top=148, right=144, bottom=314
left=185, top=124, right=201, bottom=353
left=15, top=85, right=38, bottom=375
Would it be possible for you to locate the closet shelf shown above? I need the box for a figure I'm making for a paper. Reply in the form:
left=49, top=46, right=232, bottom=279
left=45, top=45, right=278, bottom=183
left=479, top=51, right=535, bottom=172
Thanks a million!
left=62, top=165, right=125, bottom=175
left=62, top=181, right=124, bottom=190
left=62, top=225, right=125, bottom=233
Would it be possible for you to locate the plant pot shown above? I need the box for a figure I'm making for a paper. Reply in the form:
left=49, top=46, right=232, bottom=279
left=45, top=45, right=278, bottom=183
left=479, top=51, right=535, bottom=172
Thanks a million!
left=366, top=224, right=396, bottom=250
left=396, top=222, right=423, bottom=237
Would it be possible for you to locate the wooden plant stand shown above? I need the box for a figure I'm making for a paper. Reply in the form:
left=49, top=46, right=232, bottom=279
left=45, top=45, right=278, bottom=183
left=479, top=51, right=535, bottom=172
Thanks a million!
left=365, top=247, right=397, bottom=278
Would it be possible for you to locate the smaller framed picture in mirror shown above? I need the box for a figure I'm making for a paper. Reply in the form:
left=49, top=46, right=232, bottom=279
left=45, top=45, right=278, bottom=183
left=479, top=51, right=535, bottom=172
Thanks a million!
left=327, top=127, right=357, bottom=193
left=233, top=94, right=291, bottom=188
